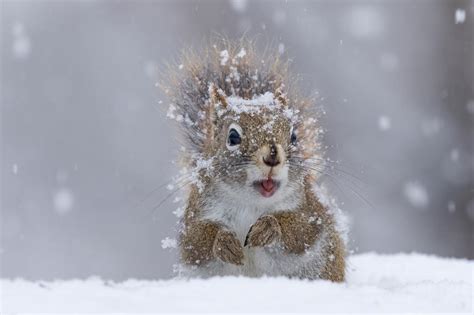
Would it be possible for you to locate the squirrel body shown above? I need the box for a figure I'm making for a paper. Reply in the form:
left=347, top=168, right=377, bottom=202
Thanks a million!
left=162, top=39, right=347, bottom=282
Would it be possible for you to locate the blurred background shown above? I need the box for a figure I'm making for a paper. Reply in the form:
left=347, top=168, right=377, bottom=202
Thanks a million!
left=1, top=0, right=473, bottom=280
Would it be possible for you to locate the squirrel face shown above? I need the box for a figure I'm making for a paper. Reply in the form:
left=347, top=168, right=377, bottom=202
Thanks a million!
left=209, top=86, right=305, bottom=204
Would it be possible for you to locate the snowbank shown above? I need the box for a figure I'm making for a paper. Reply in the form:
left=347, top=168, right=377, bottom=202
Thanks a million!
left=1, top=253, right=472, bottom=313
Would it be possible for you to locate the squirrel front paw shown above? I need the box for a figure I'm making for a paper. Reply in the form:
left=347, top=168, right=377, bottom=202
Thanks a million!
left=213, top=230, right=244, bottom=265
left=244, top=215, right=282, bottom=248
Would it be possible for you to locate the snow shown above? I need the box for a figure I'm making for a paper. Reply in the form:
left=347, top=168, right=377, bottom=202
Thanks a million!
left=161, top=237, right=177, bottom=249
left=12, top=22, right=31, bottom=59
left=219, top=49, right=229, bottom=65
left=403, top=181, right=429, bottom=209
left=235, top=47, right=246, bottom=58
left=227, top=92, right=276, bottom=108
left=448, top=200, right=456, bottom=213
left=166, top=104, right=177, bottom=119
left=1, top=253, right=472, bottom=313
left=12, top=163, right=18, bottom=174
left=229, top=0, right=248, bottom=13
left=189, top=154, right=214, bottom=192
left=455, top=9, right=466, bottom=24
left=172, top=206, right=184, bottom=218
left=377, top=115, right=391, bottom=131
left=346, top=6, right=384, bottom=39
left=53, top=188, right=74, bottom=215
left=278, top=42, right=285, bottom=54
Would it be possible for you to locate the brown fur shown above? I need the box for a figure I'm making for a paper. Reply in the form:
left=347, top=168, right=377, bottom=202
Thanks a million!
left=213, top=229, right=244, bottom=265
left=244, top=215, right=282, bottom=248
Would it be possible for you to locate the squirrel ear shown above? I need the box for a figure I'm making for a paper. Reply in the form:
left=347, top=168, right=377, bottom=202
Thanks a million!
left=274, top=87, right=288, bottom=107
left=209, top=83, right=228, bottom=108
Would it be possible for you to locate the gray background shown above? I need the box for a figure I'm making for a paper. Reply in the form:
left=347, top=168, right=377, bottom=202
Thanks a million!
left=1, top=0, right=473, bottom=280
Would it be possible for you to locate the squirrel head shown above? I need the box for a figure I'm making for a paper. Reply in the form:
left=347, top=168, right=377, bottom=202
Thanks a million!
left=162, top=40, right=324, bottom=205
left=203, top=83, right=311, bottom=203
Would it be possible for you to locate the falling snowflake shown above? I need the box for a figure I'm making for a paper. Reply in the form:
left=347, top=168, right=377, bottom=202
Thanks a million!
left=448, top=201, right=456, bottom=213
left=53, top=188, right=74, bottom=215
left=455, top=9, right=466, bottom=24
left=161, top=237, right=177, bottom=249
left=403, top=181, right=429, bottom=209
left=220, top=50, right=229, bottom=66
left=378, top=115, right=391, bottom=131
left=278, top=43, right=285, bottom=55
left=229, top=0, right=248, bottom=13
left=12, top=22, right=31, bottom=59
left=346, top=6, right=384, bottom=39
left=173, top=207, right=184, bottom=218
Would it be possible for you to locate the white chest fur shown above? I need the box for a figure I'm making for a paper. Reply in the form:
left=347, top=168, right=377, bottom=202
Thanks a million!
left=201, top=190, right=299, bottom=241
left=196, top=189, right=327, bottom=278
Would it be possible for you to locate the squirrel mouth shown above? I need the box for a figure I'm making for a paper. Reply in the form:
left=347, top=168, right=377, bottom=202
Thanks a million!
left=253, top=178, right=280, bottom=198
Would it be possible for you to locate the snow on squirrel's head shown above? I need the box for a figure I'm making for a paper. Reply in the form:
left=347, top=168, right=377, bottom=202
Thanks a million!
left=162, top=39, right=324, bottom=202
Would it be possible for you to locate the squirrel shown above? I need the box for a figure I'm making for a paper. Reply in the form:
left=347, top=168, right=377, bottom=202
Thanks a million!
left=161, top=39, right=347, bottom=282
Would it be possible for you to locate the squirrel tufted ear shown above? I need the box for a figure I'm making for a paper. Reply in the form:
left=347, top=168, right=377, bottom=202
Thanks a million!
left=274, top=87, right=288, bottom=107
left=209, top=83, right=228, bottom=108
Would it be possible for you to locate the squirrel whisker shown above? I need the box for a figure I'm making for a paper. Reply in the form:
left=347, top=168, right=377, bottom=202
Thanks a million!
left=289, top=156, right=366, bottom=186
left=149, top=179, right=193, bottom=218
left=289, top=162, right=373, bottom=209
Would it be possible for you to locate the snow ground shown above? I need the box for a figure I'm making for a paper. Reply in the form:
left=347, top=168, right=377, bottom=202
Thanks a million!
left=1, top=253, right=472, bottom=313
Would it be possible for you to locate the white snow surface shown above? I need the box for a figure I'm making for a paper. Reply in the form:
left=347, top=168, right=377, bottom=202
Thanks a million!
left=1, top=253, right=472, bottom=313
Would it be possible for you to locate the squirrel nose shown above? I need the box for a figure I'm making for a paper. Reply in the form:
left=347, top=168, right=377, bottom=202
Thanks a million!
left=263, top=144, right=280, bottom=167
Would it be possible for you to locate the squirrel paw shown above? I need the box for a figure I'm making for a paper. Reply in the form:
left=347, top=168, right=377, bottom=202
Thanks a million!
left=213, top=230, right=244, bottom=265
left=245, top=215, right=282, bottom=248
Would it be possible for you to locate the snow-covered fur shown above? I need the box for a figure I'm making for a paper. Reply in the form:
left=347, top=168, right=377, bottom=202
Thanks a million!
left=162, top=38, right=347, bottom=281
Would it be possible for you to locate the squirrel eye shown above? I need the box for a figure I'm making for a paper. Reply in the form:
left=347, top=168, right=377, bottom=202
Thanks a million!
left=228, top=129, right=241, bottom=146
left=290, top=130, right=297, bottom=146
left=227, top=123, right=242, bottom=151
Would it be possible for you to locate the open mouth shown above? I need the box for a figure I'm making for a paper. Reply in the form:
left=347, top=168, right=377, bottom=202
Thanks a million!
left=253, top=178, right=280, bottom=198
